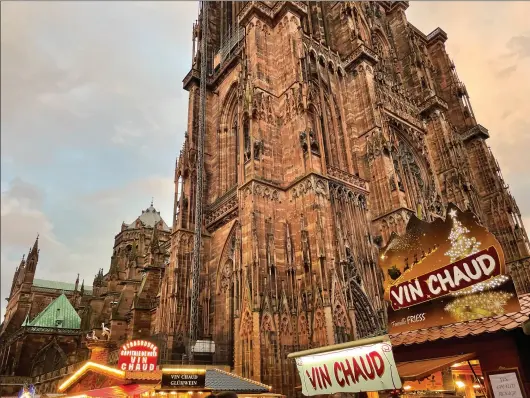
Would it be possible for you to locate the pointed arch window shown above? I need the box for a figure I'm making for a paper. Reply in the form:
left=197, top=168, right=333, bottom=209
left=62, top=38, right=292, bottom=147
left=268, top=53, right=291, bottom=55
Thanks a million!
left=31, top=344, right=66, bottom=377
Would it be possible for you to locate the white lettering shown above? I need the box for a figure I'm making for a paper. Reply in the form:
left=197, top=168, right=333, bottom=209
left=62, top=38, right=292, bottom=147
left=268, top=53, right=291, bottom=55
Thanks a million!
left=426, top=275, right=441, bottom=295
left=408, top=280, right=424, bottom=301
left=437, top=269, right=455, bottom=291
left=390, top=286, right=405, bottom=306
left=463, top=261, right=482, bottom=280
left=476, top=254, right=496, bottom=276
left=452, top=266, right=471, bottom=286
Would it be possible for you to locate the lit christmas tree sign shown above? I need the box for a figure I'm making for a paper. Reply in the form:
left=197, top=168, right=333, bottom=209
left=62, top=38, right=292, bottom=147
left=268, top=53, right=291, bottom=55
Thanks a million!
left=378, top=203, right=521, bottom=333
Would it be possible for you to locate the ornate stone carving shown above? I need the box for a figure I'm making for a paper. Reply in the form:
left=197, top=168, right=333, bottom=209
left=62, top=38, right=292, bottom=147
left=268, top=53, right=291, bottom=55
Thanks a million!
left=327, top=167, right=368, bottom=190
left=343, top=44, right=379, bottom=71
left=253, top=139, right=264, bottom=160
left=329, top=181, right=367, bottom=209
left=205, top=188, right=238, bottom=230
left=239, top=310, right=253, bottom=337
left=220, top=260, right=232, bottom=293
left=241, top=181, right=280, bottom=202
left=376, top=83, right=423, bottom=129
left=309, top=130, right=319, bottom=153
left=419, top=94, right=449, bottom=116
left=291, top=175, right=329, bottom=200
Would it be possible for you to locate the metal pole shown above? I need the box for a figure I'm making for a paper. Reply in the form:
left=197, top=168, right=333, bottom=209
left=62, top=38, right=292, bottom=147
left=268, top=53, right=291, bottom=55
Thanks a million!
left=467, top=360, right=488, bottom=398
left=189, top=0, right=208, bottom=362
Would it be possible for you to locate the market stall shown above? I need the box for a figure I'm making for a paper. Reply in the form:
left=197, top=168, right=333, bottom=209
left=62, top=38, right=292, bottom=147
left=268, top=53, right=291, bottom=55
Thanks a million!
left=56, top=340, right=281, bottom=398
left=288, top=335, right=402, bottom=396
left=377, top=204, right=530, bottom=398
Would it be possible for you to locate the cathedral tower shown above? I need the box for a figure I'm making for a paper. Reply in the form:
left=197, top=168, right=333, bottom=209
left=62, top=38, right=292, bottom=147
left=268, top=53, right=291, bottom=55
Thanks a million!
left=157, top=2, right=530, bottom=395
left=1, top=236, right=39, bottom=337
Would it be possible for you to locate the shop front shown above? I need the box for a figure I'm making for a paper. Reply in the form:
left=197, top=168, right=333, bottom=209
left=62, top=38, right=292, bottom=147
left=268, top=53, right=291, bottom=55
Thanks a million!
left=378, top=204, right=530, bottom=398
left=289, top=205, right=529, bottom=398
left=56, top=340, right=281, bottom=398
left=287, top=335, right=403, bottom=397
left=389, top=294, right=530, bottom=398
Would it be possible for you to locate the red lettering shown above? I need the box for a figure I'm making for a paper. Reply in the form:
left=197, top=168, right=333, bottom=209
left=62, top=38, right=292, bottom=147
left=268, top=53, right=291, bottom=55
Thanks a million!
left=341, top=359, right=355, bottom=385
left=352, top=357, right=367, bottom=382
left=360, top=356, right=375, bottom=380
left=314, top=366, right=323, bottom=389
left=318, top=365, right=332, bottom=388
left=369, top=351, right=385, bottom=377
left=306, top=369, right=317, bottom=390
left=334, top=362, right=345, bottom=387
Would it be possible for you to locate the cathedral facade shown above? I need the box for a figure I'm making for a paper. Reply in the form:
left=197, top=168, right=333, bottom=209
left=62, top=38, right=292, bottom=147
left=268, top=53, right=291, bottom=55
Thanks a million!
left=154, top=1, right=530, bottom=396
left=1, top=2, right=529, bottom=397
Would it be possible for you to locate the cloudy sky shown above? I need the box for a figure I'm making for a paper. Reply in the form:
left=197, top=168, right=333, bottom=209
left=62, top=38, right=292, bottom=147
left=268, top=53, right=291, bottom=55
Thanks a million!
left=1, top=1, right=529, bottom=318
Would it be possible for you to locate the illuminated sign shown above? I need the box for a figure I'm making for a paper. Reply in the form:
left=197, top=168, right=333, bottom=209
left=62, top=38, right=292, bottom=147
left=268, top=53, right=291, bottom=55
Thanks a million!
left=162, top=373, right=206, bottom=389
left=379, top=204, right=521, bottom=333
left=293, top=341, right=401, bottom=396
left=118, top=340, right=158, bottom=372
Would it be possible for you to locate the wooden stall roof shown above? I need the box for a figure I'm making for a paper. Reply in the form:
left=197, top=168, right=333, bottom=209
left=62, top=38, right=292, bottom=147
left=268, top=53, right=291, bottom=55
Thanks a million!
left=397, top=353, right=476, bottom=381
left=64, top=383, right=152, bottom=397
left=390, top=294, right=530, bottom=346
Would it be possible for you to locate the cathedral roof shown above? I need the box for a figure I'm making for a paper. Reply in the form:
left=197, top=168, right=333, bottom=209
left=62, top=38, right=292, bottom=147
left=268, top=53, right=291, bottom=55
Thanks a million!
left=124, top=203, right=170, bottom=232
left=27, top=293, right=81, bottom=329
left=33, top=279, right=93, bottom=295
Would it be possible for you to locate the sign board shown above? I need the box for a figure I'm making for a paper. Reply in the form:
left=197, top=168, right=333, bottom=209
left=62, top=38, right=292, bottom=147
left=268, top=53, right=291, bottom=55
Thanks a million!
left=162, top=372, right=206, bottom=389
left=487, top=369, right=527, bottom=398
left=118, top=339, right=158, bottom=372
left=294, top=341, right=401, bottom=396
left=379, top=204, right=521, bottom=333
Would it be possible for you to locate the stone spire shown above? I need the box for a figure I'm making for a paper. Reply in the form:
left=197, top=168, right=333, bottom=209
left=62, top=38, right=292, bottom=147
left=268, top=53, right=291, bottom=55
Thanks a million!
left=26, top=235, right=40, bottom=272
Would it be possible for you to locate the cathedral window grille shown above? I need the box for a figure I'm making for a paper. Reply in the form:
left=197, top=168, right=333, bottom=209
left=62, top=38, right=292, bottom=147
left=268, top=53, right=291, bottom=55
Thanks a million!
left=232, top=120, right=238, bottom=183
left=243, top=115, right=251, bottom=162
left=31, top=345, right=66, bottom=377
left=318, top=114, right=330, bottom=160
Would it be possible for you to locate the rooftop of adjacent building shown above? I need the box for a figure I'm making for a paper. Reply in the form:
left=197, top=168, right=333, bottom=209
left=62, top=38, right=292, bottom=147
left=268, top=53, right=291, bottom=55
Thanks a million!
left=23, top=293, right=81, bottom=329
left=33, top=278, right=93, bottom=295
left=390, top=293, right=530, bottom=346
left=122, top=200, right=170, bottom=232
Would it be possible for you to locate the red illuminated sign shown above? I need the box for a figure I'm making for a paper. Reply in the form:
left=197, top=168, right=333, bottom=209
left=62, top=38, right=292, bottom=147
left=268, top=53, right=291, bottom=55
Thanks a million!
left=118, top=340, right=158, bottom=372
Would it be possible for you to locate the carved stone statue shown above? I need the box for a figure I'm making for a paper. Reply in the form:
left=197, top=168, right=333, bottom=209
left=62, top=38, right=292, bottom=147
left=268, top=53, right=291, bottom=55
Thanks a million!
left=309, top=129, right=319, bottom=153
left=86, top=329, right=99, bottom=341
left=101, top=323, right=110, bottom=340
left=299, top=131, right=308, bottom=153
left=253, top=139, right=264, bottom=160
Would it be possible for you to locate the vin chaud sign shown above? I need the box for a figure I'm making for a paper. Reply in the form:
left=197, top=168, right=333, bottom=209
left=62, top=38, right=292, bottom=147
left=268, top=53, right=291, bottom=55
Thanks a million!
left=379, top=203, right=521, bottom=333
left=118, top=339, right=158, bottom=372
left=293, top=340, right=401, bottom=396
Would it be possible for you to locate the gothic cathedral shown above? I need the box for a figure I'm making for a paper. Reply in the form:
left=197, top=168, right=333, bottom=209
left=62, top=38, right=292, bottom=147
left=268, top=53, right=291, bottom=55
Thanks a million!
left=154, top=2, right=529, bottom=396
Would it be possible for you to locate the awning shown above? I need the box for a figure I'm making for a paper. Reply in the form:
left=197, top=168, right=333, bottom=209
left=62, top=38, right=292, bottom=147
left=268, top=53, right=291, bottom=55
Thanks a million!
left=66, top=384, right=153, bottom=397
left=397, top=353, right=476, bottom=381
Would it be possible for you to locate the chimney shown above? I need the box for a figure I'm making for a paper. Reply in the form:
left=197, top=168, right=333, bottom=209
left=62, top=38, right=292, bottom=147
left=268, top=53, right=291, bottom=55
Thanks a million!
left=86, top=341, right=117, bottom=365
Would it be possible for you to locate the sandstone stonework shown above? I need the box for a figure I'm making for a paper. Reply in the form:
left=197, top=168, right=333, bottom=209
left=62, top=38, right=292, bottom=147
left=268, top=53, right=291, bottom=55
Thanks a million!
left=1, top=2, right=529, bottom=397
left=155, top=2, right=530, bottom=396
left=0, top=204, right=171, bottom=395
